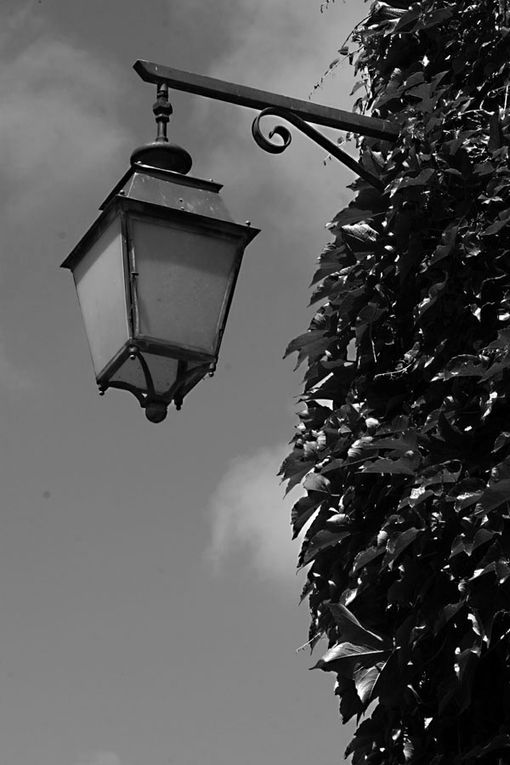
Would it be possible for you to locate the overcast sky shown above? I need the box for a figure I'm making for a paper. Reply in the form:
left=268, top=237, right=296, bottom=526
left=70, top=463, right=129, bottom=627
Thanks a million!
left=0, top=2, right=366, bottom=764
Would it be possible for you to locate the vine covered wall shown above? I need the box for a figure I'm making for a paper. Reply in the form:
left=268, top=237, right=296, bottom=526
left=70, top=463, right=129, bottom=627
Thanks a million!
left=284, top=1, right=510, bottom=762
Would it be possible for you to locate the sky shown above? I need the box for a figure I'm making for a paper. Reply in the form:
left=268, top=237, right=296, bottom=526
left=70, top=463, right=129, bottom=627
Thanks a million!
left=0, top=2, right=367, bottom=764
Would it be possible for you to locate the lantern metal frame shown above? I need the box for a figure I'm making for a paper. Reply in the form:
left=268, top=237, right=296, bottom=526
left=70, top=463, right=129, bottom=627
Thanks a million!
left=62, top=158, right=258, bottom=421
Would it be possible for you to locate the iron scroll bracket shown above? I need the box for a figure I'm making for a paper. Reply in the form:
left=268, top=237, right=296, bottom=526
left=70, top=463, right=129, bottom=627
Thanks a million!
left=133, top=60, right=397, bottom=190
left=251, top=107, right=384, bottom=191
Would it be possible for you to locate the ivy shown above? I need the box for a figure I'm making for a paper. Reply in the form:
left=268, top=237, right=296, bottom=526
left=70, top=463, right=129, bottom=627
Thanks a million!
left=285, top=1, right=510, bottom=762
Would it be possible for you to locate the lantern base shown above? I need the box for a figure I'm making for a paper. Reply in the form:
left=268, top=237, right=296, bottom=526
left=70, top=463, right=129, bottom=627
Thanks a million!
left=95, top=342, right=210, bottom=423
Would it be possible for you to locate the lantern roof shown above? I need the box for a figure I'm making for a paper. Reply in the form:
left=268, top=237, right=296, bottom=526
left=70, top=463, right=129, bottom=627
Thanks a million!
left=99, top=162, right=236, bottom=223
left=62, top=160, right=258, bottom=273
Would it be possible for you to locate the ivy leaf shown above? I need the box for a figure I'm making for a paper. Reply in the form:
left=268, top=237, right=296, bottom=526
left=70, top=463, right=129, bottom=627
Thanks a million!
left=477, top=479, right=510, bottom=512
left=455, top=648, right=479, bottom=713
left=383, top=527, right=421, bottom=568
left=485, top=328, right=510, bottom=351
left=393, top=6, right=421, bottom=33
left=482, top=357, right=510, bottom=381
left=391, top=168, right=436, bottom=194
left=400, top=485, right=435, bottom=509
left=361, top=457, right=417, bottom=475
left=450, top=529, right=495, bottom=558
left=341, top=222, right=378, bottom=252
left=488, top=110, right=503, bottom=151
left=339, top=403, right=364, bottom=434
left=348, top=435, right=375, bottom=459
left=493, top=432, right=510, bottom=452
left=469, top=560, right=510, bottom=584
left=356, top=303, right=386, bottom=339
left=433, top=355, right=486, bottom=380
left=279, top=452, right=315, bottom=493
left=474, top=160, right=494, bottom=177
left=453, top=489, right=484, bottom=512
left=335, top=676, right=364, bottom=723
left=374, top=432, right=418, bottom=452
left=417, top=275, right=448, bottom=317
left=404, top=72, right=426, bottom=89
left=311, top=642, right=392, bottom=677
left=345, top=717, right=383, bottom=759
left=299, top=529, right=349, bottom=567
left=329, top=205, right=374, bottom=229
left=303, top=473, right=332, bottom=493
left=284, top=330, right=330, bottom=369
left=483, top=208, right=510, bottom=235
left=424, top=7, right=453, bottom=27
left=433, top=602, right=465, bottom=635
left=353, top=662, right=387, bottom=706
left=353, top=545, right=385, bottom=572
left=328, top=603, right=385, bottom=648
left=329, top=287, right=366, bottom=320
left=462, top=735, right=510, bottom=761
left=429, top=224, right=458, bottom=265
left=291, top=495, right=322, bottom=538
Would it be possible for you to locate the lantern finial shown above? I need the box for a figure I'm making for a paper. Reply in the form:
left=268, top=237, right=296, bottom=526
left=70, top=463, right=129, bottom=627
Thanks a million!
left=144, top=400, right=168, bottom=423
left=153, top=82, right=172, bottom=143
left=130, top=82, right=193, bottom=174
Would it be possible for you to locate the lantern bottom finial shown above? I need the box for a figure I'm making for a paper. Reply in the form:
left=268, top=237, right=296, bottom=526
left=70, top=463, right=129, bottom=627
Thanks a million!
left=144, top=399, right=168, bottom=423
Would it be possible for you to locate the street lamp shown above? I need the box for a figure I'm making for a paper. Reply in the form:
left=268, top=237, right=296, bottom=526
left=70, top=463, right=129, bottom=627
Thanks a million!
left=62, top=83, right=259, bottom=423
left=63, top=62, right=398, bottom=423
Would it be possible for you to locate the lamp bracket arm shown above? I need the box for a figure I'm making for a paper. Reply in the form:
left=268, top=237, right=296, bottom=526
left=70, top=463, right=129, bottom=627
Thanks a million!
left=252, top=108, right=384, bottom=191
left=133, top=60, right=400, bottom=143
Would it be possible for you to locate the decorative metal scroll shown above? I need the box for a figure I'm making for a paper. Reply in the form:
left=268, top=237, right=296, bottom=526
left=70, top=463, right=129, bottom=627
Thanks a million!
left=251, top=107, right=384, bottom=192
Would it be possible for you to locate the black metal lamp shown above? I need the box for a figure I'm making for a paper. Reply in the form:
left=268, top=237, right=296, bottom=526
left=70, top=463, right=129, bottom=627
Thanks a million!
left=62, top=84, right=259, bottom=423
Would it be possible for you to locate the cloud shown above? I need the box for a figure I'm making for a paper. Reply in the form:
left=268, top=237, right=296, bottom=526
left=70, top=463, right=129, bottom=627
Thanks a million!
left=0, top=31, right=132, bottom=393
left=1, top=1, right=43, bottom=52
left=207, top=444, right=301, bottom=585
left=185, top=0, right=359, bottom=271
left=73, top=752, right=123, bottom=765
left=0, top=337, right=34, bottom=393
left=0, top=37, right=131, bottom=225
left=207, top=0, right=343, bottom=92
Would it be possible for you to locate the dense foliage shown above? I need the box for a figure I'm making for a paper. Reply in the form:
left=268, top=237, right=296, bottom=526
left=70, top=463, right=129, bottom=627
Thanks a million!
left=283, top=1, right=510, bottom=762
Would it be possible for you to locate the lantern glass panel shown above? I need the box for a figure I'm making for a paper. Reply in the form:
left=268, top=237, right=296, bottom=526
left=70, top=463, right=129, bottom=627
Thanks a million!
left=131, top=216, right=239, bottom=356
left=73, top=216, right=129, bottom=376
left=110, top=353, right=180, bottom=396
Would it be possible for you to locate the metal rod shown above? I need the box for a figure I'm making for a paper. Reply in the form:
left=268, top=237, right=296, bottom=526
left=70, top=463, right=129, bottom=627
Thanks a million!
left=134, top=60, right=399, bottom=143
left=153, top=82, right=172, bottom=143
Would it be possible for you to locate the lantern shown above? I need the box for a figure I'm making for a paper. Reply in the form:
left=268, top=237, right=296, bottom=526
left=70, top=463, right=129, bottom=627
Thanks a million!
left=62, top=99, right=259, bottom=423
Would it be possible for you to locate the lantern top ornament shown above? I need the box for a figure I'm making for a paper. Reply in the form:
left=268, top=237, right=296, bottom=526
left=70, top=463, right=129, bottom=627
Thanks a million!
left=62, top=84, right=258, bottom=423
left=130, top=82, right=193, bottom=175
